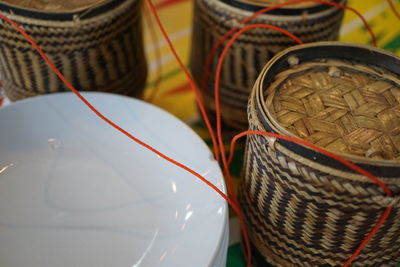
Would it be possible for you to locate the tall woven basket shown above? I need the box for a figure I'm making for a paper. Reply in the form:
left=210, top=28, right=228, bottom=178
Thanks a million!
left=0, top=0, right=147, bottom=101
left=240, top=42, right=400, bottom=266
left=190, top=0, right=345, bottom=138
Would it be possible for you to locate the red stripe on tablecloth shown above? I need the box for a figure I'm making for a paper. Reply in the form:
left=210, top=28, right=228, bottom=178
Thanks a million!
left=164, top=82, right=191, bottom=96
left=156, top=0, right=189, bottom=9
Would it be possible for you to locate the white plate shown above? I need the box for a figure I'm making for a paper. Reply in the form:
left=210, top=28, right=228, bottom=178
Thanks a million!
left=0, top=92, right=227, bottom=267
left=211, top=219, right=229, bottom=267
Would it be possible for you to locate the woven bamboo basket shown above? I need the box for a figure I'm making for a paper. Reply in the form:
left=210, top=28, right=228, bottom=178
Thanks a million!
left=0, top=0, right=147, bottom=101
left=240, top=42, right=400, bottom=266
left=190, top=0, right=346, bottom=139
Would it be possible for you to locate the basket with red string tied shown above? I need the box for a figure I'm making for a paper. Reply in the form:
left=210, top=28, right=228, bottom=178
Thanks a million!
left=0, top=0, right=147, bottom=101
left=189, top=0, right=346, bottom=141
left=241, top=42, right=400, bottom=266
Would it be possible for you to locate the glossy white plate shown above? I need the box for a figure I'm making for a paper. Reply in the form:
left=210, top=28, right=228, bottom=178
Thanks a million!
left=211, top=219, right=229, bottom=267
left=0, top=92, right=228, bottom=267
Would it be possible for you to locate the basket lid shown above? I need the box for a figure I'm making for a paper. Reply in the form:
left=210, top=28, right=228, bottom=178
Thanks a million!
left=218, top=0, right=344, bottom=15
left=256, top=42, right=400, bottom=175
left=229, top=0, right=318, bottom=9
left=2, top=0, right=110, bottom=13
left=0, top=0, right=130, bottom=21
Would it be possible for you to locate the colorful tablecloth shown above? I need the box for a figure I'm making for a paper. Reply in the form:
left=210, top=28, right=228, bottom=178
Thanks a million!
left=0, top=0, right=399, bottom=265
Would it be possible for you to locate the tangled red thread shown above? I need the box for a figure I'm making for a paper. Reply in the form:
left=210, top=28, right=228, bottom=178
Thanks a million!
left=213, top=24, right=303, bottom=199
left=210, top=17, right=391, bottom=267
left=0, top=0, right=394, bottom=266
left=201, top=0, right=378, bottom=93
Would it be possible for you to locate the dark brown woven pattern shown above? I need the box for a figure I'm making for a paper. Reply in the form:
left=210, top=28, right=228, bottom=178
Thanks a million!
left=3, top=0, right=107, bottom=12
left=234, top=0, right=318, bottom=8
left=189, top=0, right=345, bottom=136
left=266, top=60, right=400, bottom=160
left=240, top=42, right=400, bottom=266
left=0, top=0, right=147, bottom=101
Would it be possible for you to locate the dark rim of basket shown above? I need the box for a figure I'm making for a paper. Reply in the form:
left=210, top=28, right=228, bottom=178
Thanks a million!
left=257, top=44, right=400, bottom=178
left=219, top=0, right=344, bottom=15
left=0, top=0, right=126, bottom=21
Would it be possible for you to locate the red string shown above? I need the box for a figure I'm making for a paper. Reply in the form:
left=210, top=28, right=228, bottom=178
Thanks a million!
left=201, top=0, right=377, bottom=91
left=212, top=23, right=303, bottom=267
left=211, top=8, right=391, bottom=266
left=138, top=13, right=254, bottom=264
left=0, top=1, right=392, bottom=266
left=0, top=10, right=253, bottom=267
left=144, top=0, right=221, bottom=163
left=143, top=3, right=163, bottom=103
left=387, top=0, right=400, bottom=19
left=226, top=129, right=393, bottom=267
left=0, top=11, right=250, bottom=262
left=229, top=131, right=392, bottom=196
left=214, top=23, right=303, bottom=197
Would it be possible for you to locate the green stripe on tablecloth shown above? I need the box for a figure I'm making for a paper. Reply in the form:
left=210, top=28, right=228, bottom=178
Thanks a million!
left=227, top=243, right=246, bottom=267
left=383, top=35, right=400, bottom=54
left=145, top=65, right=188, bottom=88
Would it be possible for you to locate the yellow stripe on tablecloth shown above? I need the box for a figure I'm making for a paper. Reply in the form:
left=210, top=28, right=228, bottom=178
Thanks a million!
left=143, top=70, right=197, bottom=121
left=341, top=0, right=400, bottom=53
left=143, top=1, right=193, bottom=79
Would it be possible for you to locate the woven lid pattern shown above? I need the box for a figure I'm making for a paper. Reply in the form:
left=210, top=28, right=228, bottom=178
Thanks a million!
left=266, top=60, right=400, bottom=160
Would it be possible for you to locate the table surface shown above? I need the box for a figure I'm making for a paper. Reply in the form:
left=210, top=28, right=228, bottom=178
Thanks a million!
left=1, top=0, right=399, bottom=266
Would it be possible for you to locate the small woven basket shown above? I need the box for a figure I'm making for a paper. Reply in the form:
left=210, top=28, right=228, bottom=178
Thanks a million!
left=240, top=42, right=400, bottom=266
left=190, top=0, right=346, bottom=137
left=0, top=0, right=147, bottom=101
